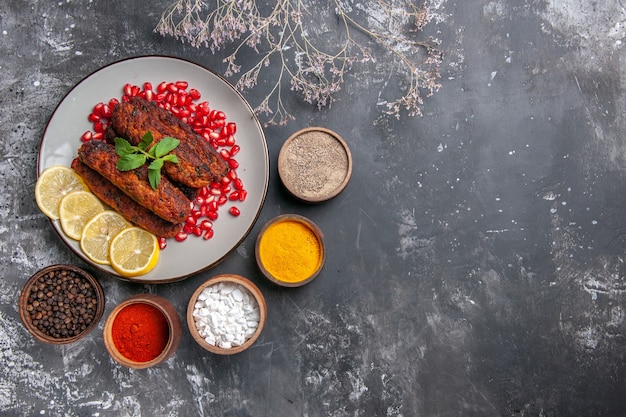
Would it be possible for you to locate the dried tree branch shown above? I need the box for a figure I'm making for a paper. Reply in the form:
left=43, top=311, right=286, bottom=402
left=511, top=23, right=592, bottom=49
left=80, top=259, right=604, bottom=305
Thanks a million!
left=155, top=0, right=443, bottom=126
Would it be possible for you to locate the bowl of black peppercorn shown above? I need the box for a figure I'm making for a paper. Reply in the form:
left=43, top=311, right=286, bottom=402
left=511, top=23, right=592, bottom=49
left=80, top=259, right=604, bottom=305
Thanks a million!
left=19, top=264, right=105, bottom=345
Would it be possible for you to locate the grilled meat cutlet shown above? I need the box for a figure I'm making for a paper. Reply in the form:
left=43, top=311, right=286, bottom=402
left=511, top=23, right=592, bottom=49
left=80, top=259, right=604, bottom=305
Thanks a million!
left=77, top=140, right=190, bottom=224
left=110, top=96, right=229, bottom=188
left=73, top=160, right=183, bottom=238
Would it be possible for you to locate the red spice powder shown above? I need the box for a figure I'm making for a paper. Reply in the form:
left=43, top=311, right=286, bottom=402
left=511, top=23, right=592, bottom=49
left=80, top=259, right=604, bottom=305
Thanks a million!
left=111, top=302, right=170, bottom=363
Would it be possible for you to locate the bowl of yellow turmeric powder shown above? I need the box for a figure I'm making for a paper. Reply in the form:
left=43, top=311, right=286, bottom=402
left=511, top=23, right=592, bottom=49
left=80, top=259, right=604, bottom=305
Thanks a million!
left=255, top=214, right=325, bottom=287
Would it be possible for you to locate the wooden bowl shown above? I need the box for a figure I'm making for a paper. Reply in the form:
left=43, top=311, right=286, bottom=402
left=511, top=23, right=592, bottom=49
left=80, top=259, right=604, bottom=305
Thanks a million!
left=255, top=214, right=326, bottom=287
left=187, top=274, right=266, bottom=355
left=19, top=264, right=105, bottom=345
left=278, top=127, right=352, bottom=203
left=103, top=294, right=182, bottom=369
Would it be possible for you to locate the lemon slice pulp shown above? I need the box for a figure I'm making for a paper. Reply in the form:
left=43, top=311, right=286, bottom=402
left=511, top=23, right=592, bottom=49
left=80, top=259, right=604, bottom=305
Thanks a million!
left=80, top=211, right=130, bottom=265
left=35, top=166, right=88, bottom=220
left=109, top=227, right=160, bottom=277
left=58, top=190, right=105, bottom=240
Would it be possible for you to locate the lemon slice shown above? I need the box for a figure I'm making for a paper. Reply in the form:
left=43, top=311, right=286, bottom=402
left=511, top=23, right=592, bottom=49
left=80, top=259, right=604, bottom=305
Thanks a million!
left=80, top=211, right=130, bottom=265
left=58, top=191, right=105, bottom=240
left=35, top=166, right=88, bottom=220
left=109, top=227, right=160, bottom=277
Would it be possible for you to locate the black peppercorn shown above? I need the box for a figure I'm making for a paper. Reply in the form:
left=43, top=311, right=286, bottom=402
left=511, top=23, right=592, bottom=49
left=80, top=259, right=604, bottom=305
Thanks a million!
left=24, top=267, right=99, bottom=340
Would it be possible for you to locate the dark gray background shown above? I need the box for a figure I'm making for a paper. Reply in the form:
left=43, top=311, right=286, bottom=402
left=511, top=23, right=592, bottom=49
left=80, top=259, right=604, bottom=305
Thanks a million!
left=2, top=1, right=626, bottom=416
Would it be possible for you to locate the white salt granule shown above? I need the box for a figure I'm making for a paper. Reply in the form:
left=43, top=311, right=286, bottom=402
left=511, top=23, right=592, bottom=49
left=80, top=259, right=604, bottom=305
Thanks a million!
left=193, top=282, right=260, bottom=349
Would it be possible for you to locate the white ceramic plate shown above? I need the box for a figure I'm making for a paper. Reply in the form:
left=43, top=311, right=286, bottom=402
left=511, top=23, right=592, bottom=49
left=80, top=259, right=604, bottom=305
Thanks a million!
left=38, top=56, right=269, bottom=283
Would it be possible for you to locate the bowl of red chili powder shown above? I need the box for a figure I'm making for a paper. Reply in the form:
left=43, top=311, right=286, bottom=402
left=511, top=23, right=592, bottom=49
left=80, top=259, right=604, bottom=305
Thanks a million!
left=103, top=294, right=182, bottom=369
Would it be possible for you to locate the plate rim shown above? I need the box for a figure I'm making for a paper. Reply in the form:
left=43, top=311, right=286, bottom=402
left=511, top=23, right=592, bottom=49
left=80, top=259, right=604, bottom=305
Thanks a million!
left=37, top=55, right=269, bottom=284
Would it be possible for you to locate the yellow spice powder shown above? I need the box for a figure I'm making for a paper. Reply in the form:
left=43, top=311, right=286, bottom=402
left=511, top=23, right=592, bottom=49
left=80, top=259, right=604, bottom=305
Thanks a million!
left=259, top=220, right=322, bottom=283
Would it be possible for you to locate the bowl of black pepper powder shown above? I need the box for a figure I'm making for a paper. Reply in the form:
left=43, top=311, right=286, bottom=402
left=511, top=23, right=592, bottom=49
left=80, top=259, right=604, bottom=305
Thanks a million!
left=278, top=127, right=353, bottom=203
left=19, top=264, right=105, bottom=345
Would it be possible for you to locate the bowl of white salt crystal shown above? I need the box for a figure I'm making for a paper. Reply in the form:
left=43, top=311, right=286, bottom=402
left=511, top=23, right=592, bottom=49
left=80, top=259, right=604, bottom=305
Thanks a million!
left=187, top=274, right=266, bottom=355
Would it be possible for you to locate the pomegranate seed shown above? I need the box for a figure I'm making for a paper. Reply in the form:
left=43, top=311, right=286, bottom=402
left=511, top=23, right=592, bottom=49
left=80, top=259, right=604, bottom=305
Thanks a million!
left=229, top=191, right=240, bottom=201
left=167, top=83, right=178, bottom=93
left=175, top=81, right=188, bottom=90
left=93, top=121, right=105, bottom=133
left=221, top=185, right=231, bottom=195
left=228, top=170, right=238, bottom=180
left=217, top=195, right=228, bottom=205
left=230, top=144, right=241, bottom=156
left=189, top=88, right=201, bottom=100
left=123, top=83, right=133, bottom=96
left=175, top=232, right=188, bottom=242
left=229, top=207, right=241, bottom=217
left=144, top=89, right=154, bottom=101
left=183, top=223, right=195, bottom=234
left=88, top=113, right=100, bottom=122
left=197, top=103, right=210, bottom=116
left=228, top=159, right=239, bottom=169
left=81, top=131, right=93, bottom=142
left=203, top=229, right=214, bottom=240
left=108, top=98, right=119, bottom=109
left=93, top=102, right=105, bottom=116
left=200, top=220, right=213, bottom=230
left=225, top=122, right=237, bottom=136
left=158, top=237, right=167, bottom=250
left=220, top=149, right=230, bottom=160
left=207, top=211, right=218, bottom=221
left=239, top=190, right=248, bottom=201
left=143, top=82, right=153, bottom=91
left=233, top=178, right=244, bottom=190
left=92, top=132, right=104, bottom=140
left=157, top=82, right=168, bottom=93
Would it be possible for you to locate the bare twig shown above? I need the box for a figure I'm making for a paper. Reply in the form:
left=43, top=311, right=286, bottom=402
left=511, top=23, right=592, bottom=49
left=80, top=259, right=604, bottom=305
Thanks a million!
left=155, top=0, right=443, bottom=125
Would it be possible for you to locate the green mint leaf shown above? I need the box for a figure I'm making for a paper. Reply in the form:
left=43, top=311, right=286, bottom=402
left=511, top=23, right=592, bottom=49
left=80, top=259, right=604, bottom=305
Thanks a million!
left=148, top=159, right=164, bottom=171
left=117, top=154, right=146, bottom=171
left=114, top=137, right=134, bottom=157
left=139, top=131, right=154, bottom=151
left=161, top=154, right=179, bottom=164
left=148, top=168, right=161, bottom=190
left=153, top=137, right=180, bottom=158
left=113, top=131, right=179, bottom=190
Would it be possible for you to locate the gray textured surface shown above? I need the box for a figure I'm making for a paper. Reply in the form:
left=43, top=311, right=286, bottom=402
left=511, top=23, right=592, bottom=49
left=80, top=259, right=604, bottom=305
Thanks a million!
left=2, top=1, right=626, bottom=416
